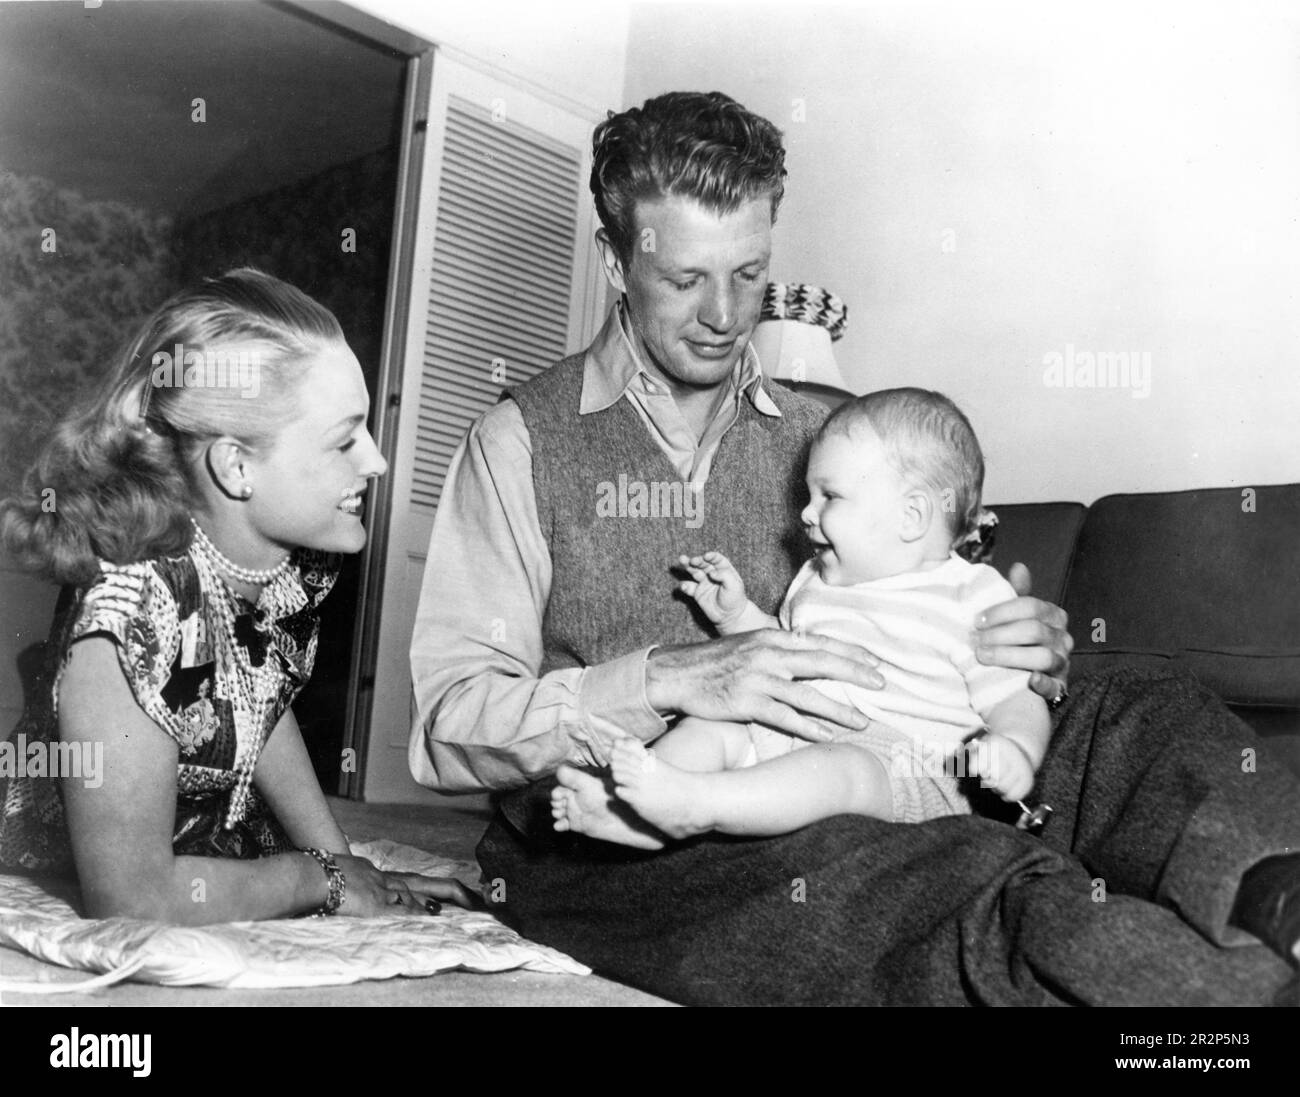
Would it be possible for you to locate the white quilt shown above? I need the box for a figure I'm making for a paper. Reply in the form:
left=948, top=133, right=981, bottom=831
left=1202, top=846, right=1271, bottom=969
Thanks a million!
left=0, top=838, right=589, bottom=989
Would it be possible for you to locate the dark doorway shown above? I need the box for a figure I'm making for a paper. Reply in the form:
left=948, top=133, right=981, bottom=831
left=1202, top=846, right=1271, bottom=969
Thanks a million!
left=0, top=0, right=409, bottom=791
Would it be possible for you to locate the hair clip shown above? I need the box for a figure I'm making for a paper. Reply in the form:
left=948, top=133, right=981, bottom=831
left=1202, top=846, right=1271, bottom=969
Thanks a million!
left=137, top=376, right=155, bottom=423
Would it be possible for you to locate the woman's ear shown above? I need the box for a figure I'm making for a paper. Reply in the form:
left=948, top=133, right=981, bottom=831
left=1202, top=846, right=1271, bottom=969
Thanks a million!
left=594, top=229, right=630, bottom=295
left=204, top=438, right=254, bottom=501
left=899, top=488, right=933, bottom=543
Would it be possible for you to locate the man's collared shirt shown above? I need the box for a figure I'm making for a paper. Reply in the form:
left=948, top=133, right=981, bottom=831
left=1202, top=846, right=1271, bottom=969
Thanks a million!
left=582, top=299, right=781, bottom=485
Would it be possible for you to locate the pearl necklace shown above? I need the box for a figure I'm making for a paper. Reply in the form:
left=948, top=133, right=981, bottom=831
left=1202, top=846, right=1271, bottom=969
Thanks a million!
left=189, top=517, right=292, bottom=586
left=189, top=543, right=279, bottom=830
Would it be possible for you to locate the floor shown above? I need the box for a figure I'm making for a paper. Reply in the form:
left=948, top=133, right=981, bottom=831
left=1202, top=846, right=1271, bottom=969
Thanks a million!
left=0, top=796, right=674, bottom=1007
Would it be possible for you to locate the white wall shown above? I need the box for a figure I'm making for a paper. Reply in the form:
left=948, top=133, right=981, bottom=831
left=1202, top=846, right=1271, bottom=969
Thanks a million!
left=350, top=0, right=630, bottom=116
left=623, top=0, right=1300, bottom=504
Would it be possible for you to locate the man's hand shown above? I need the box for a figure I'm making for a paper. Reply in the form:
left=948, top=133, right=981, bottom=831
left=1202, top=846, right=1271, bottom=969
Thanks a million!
left=645, top=629, right=884, bottom=743
left=974, top=563, right=1073, bottom=703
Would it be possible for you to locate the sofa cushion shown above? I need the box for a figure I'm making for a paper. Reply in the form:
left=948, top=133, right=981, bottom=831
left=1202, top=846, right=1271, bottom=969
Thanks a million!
left=1061, top=484, right=1300, bottom=743
left=984, top=502, right=1088, bottom=607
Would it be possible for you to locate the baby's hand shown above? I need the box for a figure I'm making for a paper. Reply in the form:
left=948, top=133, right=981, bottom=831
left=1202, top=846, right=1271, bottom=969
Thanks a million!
left=676, top=551, right=748, bottom=627
left=965, top=731, right=1037, bottom=803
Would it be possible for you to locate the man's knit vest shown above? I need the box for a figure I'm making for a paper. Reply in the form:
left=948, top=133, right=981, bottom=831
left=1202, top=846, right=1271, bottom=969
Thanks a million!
left=509, top=354, right=828, bottom=674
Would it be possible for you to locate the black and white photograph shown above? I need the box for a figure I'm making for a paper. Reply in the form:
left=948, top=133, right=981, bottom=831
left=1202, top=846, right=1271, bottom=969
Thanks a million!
left=0, top=0, right=1296, bottom=1061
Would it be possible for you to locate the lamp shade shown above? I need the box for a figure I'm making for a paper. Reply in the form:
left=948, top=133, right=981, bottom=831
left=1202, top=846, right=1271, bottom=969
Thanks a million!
left=752, top=282, right=851, bottom=409
left=750, top=319, right=847, bottom=389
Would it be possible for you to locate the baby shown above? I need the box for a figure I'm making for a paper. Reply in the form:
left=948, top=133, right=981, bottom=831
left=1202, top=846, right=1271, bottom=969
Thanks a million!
left=552, top=387, right=1051, bottom=848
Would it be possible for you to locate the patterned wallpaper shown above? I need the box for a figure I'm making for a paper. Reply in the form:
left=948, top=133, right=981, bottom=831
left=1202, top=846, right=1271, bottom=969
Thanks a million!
left=0, top=148, right=397, bottom=502
left=0, top=171, right=176, bottom=499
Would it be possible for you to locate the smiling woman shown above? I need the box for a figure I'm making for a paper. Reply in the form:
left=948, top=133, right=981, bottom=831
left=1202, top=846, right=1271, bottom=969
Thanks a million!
left=0, top=270, right=477, bottom=924
left=0, top=0, right=413, bottom=796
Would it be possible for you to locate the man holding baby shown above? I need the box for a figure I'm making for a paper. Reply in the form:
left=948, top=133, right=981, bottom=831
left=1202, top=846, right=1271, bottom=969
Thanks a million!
left=409, top=91, right=1300, bottom=1005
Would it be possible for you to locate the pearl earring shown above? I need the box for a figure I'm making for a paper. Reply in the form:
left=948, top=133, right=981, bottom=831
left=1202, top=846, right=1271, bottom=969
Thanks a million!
left=241, top=484, right=253, bottom=499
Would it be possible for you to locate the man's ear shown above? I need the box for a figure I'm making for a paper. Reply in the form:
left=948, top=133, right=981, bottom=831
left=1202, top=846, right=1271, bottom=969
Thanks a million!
left=594, top=229, right=629, bottom=295
left=205, top=438, right=253, bottom=501
left=899, top=488, right=933, bottom=543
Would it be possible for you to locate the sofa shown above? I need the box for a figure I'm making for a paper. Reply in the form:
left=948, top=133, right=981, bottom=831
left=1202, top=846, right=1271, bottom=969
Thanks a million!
left=987, top=482, right=1300, bottom=776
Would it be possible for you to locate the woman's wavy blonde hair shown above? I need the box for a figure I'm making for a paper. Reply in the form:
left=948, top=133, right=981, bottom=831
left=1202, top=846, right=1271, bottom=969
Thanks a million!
left=0, top=269, right=345, bottom=585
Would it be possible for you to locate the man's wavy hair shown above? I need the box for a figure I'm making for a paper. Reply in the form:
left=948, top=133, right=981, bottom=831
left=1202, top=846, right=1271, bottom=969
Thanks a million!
left=0, top=269, right=344, bottom=586
left=591, top=91, right=787, bottom=266
left=818, top=388, right=986, bottom=547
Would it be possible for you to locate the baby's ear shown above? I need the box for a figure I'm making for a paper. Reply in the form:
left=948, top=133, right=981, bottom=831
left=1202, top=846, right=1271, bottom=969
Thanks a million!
left=899, top=488, right=933, bottom=542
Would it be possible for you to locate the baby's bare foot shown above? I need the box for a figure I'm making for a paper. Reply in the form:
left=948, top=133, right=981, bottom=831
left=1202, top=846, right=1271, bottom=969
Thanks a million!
left=551, top=762, right=665, bottom=850
left=610, top=740, right=715, bottom=840
left=550, top=783, right=578, bottom=832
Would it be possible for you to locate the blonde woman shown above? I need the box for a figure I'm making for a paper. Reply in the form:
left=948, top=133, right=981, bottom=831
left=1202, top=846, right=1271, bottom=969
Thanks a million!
left=0, top=269, right=476, bottom=922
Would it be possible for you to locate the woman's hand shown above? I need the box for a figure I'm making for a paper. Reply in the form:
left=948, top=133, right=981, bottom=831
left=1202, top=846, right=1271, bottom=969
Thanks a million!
left=329, top=853, right=396, bottom=917
left=379, top=871, right=486, bottom=914
left=332, top=854, right=483, bottom=917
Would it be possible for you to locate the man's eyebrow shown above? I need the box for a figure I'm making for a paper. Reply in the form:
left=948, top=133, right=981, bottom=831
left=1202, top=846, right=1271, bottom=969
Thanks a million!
left=667, top=254, right=772, bottom=276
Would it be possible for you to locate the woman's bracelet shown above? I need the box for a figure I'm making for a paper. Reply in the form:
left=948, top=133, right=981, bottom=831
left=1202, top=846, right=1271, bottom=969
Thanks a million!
left=298, top=847, right=346, bottom=917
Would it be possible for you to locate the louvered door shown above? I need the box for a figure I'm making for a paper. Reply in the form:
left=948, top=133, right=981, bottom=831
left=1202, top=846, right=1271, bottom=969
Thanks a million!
left=412, top=96, right=584, bottom=511
left=362, top=53, right=603, bottom=801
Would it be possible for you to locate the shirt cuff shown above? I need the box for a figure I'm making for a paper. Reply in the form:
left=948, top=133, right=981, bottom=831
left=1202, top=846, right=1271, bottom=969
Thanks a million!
left=578, top=645, right=668, bottom=743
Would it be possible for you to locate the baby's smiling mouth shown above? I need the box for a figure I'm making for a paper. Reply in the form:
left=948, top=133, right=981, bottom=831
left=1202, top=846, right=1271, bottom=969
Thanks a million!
left=807, top=538, right=834, bottom=570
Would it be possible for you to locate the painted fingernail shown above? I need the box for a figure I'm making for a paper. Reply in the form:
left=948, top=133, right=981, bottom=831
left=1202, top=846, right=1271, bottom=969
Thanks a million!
left=425, top=899, right=442, bottom=915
